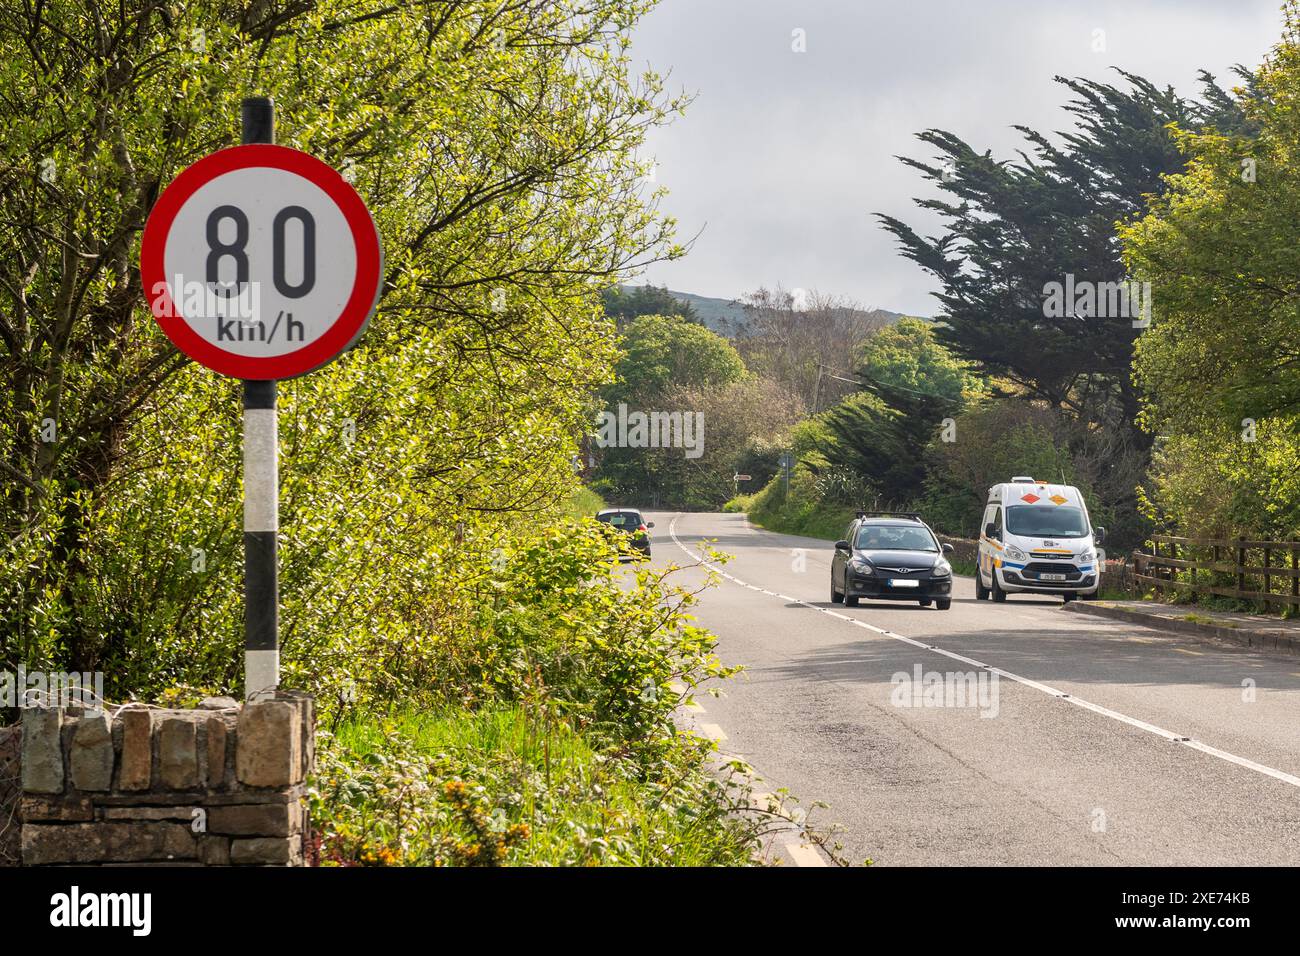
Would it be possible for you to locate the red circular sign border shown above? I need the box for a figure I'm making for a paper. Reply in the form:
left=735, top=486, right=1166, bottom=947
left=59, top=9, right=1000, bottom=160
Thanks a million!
left=140, top=144, right=382, bottom=380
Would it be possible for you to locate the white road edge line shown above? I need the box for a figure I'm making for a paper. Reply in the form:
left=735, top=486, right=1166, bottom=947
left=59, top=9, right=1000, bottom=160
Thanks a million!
left=670, top=516, right=1300, bottom=791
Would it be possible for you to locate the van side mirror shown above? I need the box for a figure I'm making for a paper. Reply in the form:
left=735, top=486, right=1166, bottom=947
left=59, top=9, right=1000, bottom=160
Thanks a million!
left=984, top=522, right=997, bottom=539
left=646, top=521, right=655, bottom=529
left=834, top=540, right=851, bottom=552
left=942, top=543, right=954, bottom=554
left=1094, top=526, right=1105, bottom=545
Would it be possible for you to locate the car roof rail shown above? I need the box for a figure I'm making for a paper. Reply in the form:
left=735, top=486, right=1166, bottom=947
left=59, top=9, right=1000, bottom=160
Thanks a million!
left=855, top=510, right=924, bottom=521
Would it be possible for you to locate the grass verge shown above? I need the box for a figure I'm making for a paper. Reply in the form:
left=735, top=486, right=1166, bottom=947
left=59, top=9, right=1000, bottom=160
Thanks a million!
left=308, top=705, right=768, bottom=866
left=725, top=488, right=855, bottom=542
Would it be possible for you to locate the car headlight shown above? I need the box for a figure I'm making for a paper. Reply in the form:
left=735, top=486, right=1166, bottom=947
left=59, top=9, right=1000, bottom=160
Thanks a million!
left=1003, top=546, right=1027, bottom=562
left=849, top=555, right=873, bottom=572
left=932, top=559, right=952, bottom=577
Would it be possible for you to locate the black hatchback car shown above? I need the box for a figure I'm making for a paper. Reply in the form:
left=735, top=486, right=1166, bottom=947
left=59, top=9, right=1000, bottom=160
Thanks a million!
left=594, top=508, right=654, bottom=559
left=831, top=513, right=954, bottom=609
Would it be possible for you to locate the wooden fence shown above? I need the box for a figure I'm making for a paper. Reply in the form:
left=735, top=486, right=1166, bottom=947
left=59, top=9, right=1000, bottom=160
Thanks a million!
left=1133, top=534, right=1300, bottom=610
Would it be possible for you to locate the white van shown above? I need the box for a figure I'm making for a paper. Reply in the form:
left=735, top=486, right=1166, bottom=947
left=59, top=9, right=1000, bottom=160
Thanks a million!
left=976, top=477, right=1104, bottom=602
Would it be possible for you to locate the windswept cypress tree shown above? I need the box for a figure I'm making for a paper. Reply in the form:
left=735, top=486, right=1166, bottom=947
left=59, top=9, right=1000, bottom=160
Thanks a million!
left=877, top=69, right=1254, bottom=435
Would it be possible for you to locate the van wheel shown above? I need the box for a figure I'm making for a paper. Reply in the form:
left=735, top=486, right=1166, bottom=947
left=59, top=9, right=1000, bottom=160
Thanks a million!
left=936, top=598, right=952, bottom=610
left=975, top=574, right=989, bottom=601
left=1062, top=593, right=1075, bottom=603
left=991, top=573, right=1007, bottom=603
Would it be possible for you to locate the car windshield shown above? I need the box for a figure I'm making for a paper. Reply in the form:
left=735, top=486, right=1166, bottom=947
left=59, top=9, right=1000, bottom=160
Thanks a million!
left=855, top=525, right=937, bottom=552
left=1005, top=505, right=1088, bottom=538
left=596, top=512, right=641, bottom=528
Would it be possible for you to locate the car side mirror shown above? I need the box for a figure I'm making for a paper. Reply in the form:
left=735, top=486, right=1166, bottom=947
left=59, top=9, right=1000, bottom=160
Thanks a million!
left=984, top=522, right=997, bottom=538
left=942, top=543, right=954, bottom=554
left=1094, top=526, right=1105, bottom=545
left=646, top=521, right=655, bottom=529
left=834, top=540, right=851, bottom=552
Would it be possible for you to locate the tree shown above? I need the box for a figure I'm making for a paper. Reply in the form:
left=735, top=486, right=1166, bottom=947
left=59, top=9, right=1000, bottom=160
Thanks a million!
left=591, top=314, right=748, bottom=506
left=878, top=70, right=1251, bottom=433
left=0, top=0, right=683, bottom=691
left=604, top=314, right=745, bottom=408
left=634, top=377, right=804, bottom=509
left=855, top=318, right=981, bottom=403
left=1122, top=55, right=1295, bottom=429
left=1136, top=422, right=1300, bottom=539
left=601, top=284, right=699, bottom=325
left=877, top=69, right=1256, bottom=546
left=734, top=286, right=890, bottom=411
left=811, top=320, right=970, bottom=504
left=1121, top=5, right=1300, bottom=535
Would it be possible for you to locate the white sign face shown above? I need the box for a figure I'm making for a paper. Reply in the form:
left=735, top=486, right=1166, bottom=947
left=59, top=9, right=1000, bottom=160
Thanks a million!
left=162, top=167, right=355, bottom=356
left=141, top=145, right=382, bottom=380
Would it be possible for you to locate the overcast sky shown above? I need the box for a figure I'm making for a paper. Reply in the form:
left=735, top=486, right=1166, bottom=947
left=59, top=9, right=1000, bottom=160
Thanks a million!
left=629, top=0, right=1284, bottom=316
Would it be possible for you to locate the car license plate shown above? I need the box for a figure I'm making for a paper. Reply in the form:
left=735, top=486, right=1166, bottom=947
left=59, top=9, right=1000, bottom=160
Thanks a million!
left=889, top=579, right=919, bottom=588
left=1038, top=573, right=1067, bottom=581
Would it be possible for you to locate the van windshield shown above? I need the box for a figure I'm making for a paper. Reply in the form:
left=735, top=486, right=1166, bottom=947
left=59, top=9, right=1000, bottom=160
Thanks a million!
left=1005, top=505, right=1088, bottom=538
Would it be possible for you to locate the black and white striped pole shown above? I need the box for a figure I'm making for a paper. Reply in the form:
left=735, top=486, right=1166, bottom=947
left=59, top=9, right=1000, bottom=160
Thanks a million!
left=241, top=96, right=279, bottom=698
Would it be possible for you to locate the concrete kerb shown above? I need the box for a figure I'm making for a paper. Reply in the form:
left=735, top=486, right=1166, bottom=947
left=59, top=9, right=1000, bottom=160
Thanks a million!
left=1063, top=600, right=1300, bottom=656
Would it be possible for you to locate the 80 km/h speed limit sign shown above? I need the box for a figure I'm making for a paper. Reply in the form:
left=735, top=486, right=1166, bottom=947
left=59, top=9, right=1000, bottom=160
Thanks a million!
left=141, top=144, right=382, bottom=380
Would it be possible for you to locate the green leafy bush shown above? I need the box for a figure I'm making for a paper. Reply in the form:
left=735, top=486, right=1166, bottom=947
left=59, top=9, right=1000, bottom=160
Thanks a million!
left=405, top=522, right=740, bottom=751
left=743, top=463, right=857, bottom=541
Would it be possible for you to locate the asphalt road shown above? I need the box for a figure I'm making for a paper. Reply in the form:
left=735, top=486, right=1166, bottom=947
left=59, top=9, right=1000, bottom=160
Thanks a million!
left=649, top=511, right=1300, bottom=866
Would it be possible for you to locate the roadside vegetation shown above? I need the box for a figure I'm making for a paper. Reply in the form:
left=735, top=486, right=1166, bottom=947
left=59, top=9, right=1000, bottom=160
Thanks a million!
left=310, top=704, right=762, bottom=866
left=1121, top=7, right=1300, bottom=546
left=566, top=487, right=607, bottom=520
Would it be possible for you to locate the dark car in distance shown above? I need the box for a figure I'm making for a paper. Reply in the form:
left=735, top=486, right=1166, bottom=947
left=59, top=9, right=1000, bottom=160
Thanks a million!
left=594, top=508, right=654, bottom=559
left=831, top=513, right=954, bottom=609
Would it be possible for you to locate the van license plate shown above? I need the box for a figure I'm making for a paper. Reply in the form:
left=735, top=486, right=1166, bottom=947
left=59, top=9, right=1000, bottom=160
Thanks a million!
left=1038, top=573, right=1067, bottom=581
left=889, top=579, right=919, bottom=588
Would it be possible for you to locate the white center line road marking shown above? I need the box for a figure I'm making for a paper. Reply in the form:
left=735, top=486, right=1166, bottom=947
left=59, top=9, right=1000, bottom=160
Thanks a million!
left=669, top=517, right=1300, bottom=792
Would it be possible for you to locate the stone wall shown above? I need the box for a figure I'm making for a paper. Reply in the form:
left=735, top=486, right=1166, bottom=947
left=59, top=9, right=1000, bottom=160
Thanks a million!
left=937, top=534, right=979, bottom=567
left=1098, top=556, right=1137, bottom=597
left=16, top=691, right=313, bottom=866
